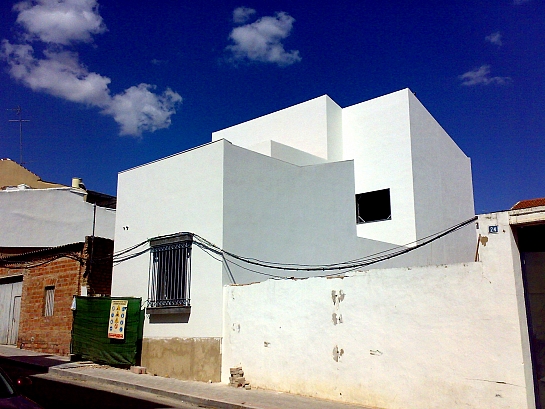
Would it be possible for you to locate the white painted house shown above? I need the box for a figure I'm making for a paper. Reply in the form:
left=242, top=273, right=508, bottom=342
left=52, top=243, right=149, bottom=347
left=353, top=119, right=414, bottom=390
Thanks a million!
left=0, top=185, right=115, bottom=253
left=112, top=89, right=478, bottom=387
left=0, top=160, right=116, bottom=254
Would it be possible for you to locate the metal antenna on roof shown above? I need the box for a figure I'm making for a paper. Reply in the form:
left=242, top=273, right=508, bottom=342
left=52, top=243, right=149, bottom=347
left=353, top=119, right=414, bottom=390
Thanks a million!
left=7, top=106, right=30, bottom=166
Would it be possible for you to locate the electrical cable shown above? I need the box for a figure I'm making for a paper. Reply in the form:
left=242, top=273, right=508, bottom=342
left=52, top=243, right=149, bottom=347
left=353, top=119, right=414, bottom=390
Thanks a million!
left=192, top=216, right=477, bottom=273
left=112, top=240, right=148, bottom=257
left=194, top=242, right=284, bottom=279
left=87, top=239, right=149, bottom=264
left=0, top=252, right=84, bottom=269
left=0, top=216, right=477, bottom=276
left=112, top=247, right=152, bottom=265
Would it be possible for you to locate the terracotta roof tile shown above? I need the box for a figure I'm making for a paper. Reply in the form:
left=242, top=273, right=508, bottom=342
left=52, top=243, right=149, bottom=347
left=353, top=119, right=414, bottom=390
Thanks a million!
left=511, top=197, right=545, bottom=210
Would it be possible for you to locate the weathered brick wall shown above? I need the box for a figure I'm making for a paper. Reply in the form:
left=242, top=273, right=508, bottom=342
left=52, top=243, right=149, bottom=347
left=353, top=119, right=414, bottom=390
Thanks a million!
left=19, top=256, right=82, bottom=355
left=0, top=238, right=114, bottom=356
left=0, top=247, right=84, bottom=356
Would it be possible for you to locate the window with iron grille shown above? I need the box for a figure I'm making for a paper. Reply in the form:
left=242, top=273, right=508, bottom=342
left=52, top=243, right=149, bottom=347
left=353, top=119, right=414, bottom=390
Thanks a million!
left=148, top=233, right=192, bottom=310
left=44, top=286, right=55, bottom=317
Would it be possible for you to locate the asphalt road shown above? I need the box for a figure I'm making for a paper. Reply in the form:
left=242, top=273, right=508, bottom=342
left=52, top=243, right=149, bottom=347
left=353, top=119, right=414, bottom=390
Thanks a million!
left=0, top=360, right=209, bottom=409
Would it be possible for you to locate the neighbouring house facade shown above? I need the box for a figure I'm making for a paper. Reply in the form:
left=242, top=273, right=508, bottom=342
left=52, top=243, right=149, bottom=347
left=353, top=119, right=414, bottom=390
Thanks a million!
left=111, top=89, right=478, bottom=387
left=0, top=158, right=65, bottom=190
left=0, top=161, right=116, bottom=354
left=0, top=237, right=113, bottom=355
left=509, top=198, right=545, bottom=409
left=0, top=176, right=115, bottom=257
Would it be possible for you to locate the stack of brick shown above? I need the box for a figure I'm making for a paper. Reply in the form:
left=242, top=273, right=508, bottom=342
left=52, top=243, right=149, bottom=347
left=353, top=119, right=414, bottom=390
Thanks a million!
left=83, top=236, right=114, bottom=296
left=229, top=367, right=251, bottom=389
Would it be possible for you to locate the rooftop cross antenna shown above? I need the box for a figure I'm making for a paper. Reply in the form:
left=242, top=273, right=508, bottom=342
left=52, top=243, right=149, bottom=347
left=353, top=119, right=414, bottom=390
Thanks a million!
left=7, top=106, right=30, bottom=166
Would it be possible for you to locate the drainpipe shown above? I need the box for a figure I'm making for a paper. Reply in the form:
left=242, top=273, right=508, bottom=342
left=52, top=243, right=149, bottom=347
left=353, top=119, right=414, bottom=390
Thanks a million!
left=89, top=203, right=97, bottom=278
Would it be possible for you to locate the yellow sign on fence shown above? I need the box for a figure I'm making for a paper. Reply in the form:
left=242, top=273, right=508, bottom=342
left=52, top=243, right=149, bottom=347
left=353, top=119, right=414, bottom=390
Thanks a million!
left=108, top=300, right=128, bottom=339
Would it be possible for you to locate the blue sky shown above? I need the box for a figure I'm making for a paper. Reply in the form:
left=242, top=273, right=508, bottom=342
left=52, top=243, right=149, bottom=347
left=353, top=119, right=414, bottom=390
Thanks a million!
left=0, top=0, right=543, bottom=214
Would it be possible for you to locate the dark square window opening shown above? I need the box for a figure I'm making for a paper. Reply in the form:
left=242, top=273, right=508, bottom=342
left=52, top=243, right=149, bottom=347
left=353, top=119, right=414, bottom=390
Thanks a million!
left=148, top=233, right=193, bottom=312
left=356, top=189, right=391, bottom=224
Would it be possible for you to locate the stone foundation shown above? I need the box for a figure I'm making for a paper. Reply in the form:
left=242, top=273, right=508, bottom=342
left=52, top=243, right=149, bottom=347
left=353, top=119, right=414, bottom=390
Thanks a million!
left=142, top=337, right=221, bottom=382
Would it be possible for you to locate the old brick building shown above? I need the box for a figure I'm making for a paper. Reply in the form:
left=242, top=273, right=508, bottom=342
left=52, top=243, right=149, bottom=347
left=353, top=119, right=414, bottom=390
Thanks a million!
left=0, top=160, right=116, bottom=354
left=0, top=237, right=113, bottom=355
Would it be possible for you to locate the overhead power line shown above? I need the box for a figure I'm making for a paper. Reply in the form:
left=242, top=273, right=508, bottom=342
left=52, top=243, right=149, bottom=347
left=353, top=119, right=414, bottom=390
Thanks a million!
left=0, top=252, right=83, bottom=270
left=0, top=216, right=477, bottom=276
left=192, top=216, right=477, bottom=277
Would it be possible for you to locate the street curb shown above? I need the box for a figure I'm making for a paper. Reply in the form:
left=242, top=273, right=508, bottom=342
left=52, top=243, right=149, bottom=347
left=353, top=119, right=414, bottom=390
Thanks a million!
left=48, top=366, right=258, bottom=409
left=0, top=355, right=50, bottom=372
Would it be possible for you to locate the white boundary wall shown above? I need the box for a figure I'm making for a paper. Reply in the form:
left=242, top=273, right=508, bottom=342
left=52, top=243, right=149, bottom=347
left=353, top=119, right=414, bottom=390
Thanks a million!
left=222, top=211, right=534, bottom=409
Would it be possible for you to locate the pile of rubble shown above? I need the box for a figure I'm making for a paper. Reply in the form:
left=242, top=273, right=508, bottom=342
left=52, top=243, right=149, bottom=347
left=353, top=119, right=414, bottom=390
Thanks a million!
left=229, top=366, right=251, bottom=390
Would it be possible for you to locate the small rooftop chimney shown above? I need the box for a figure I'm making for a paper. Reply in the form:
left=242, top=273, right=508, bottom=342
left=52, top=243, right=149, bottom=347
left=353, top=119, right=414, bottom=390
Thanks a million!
left=72, top=177, right=84, bottom=190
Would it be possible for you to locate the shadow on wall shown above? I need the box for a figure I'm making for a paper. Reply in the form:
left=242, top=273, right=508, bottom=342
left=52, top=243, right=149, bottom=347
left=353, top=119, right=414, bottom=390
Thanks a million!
left=149, top=313, right=190, bottom=324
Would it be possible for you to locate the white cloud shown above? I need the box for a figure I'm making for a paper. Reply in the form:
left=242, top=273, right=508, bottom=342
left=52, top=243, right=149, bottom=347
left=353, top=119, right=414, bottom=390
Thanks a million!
left=1, top=0, right=181, bottom=137
left=2, top=41, right=111, bottom=105
left=14, top=0, right=106, bottom=45
left=226, top=10, right=301, bottom=66
left=233, top=7, right=256, bottom=24
left=103, top=84, right=182, bottom=136
left=459, top=65, right=511, bottom=86
left=485, top=31, right=502, bottom=46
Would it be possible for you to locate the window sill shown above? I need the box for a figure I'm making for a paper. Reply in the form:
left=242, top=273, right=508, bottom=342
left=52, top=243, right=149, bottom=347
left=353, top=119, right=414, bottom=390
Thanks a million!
left=146, top=306, right=191, bottom=315
left=357, top=216, right=392, bottom=225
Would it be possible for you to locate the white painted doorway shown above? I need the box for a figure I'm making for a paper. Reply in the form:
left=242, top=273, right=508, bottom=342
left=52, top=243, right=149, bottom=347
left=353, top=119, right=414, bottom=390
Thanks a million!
left=0, top=277, right=23, bottom=345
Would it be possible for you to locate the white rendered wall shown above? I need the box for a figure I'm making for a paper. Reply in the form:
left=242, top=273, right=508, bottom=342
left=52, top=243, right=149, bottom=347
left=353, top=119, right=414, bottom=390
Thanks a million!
left=0, top=188, right=115, bottom=247
left=326, top=96, right=344, bottom=161
left=221, top=142, right=395, bottom=284
left=221, top=140, right=473, bottom=283
left=212, top=95, right=342, bottom=161
left=111, top=138, right=399, bottom=339
left=112, top=141, right=226, bottom=338
left=408, top=92, right=476, bottom=264
left=222, top=211, right=533, bottom=408
left=248, top=140, right=327, bottom=166
left=342, top=89, right=416, bottom=245
left=112, top=90, right=478, bottom=345
left=214, top=89, right=474, bottom=254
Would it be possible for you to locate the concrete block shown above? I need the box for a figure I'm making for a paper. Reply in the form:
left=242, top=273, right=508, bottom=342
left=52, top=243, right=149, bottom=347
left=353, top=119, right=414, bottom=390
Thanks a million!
left=130, top=366, right=147, bottom=374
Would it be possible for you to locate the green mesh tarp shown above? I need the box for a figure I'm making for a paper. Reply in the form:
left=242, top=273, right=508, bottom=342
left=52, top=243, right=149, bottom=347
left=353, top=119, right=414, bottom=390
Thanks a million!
left=71, top=296, right=144, bottom=366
